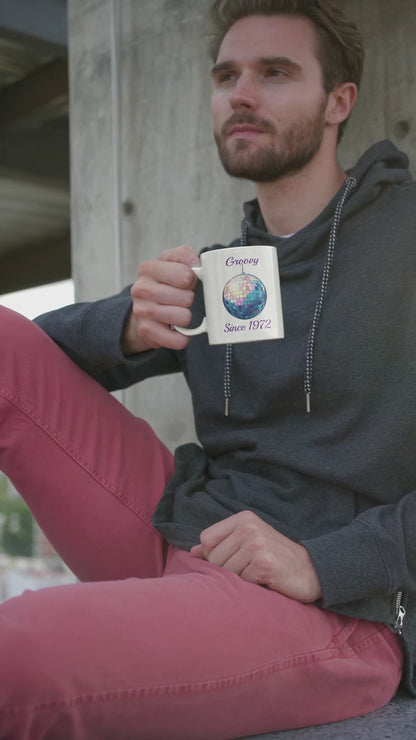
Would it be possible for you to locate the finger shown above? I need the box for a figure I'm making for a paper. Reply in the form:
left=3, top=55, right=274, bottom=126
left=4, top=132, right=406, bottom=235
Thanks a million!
left=137, top=319, right=191, bottom=350
left=206, top=537, right=247, bottom=571
left=132, top=279, right=195, bottom=311
left=220, top=548, right=252, bottom=577
left=134, top=302, right=193, bottom=339
left=199, top=513, right=241, bottom=553
left=190, top=544, right=205, bottom=559
left=158, top=244, right=201, bottom=267
left=138, top=260, right=197, bottom=291
left=199, top=511, right=263, bottom=558
left=240, top=555, right=275, bottom=588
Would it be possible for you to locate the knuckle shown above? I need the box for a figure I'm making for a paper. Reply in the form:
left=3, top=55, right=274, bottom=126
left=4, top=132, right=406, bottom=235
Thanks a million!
left=181, top=307, right=192, bottom=324
left=130, top=280, right=140, bottom=300
left=159, top=245, right=187, bottom=262
left=251, top=535, right=266, bottom=551
left=135, top=284, right=152, bottom=302
left=237, top=511, right=258, bottom=536
left=199, top=531, right=210, bottom=548
left=132, top=275, right=160, bottom=304
left=242, top=523, right=258, bottom=539
left=145, top=303, right=159, bottom=320
left=137, top=259, right=154, bottom=277
left=175, top=269, right=195, bottom=291
left=137, top=323, right=156, bottom=346
left=251, top=555, right=274, bottom=586
left=177, top=244, right=195, bottom=260
left=239, top=510, right=257, bottom=524
left=199, top=533, right=213, bottom=555
left=183, top=289, right=195, bottom=307
left=133, top=300, right=148, bottom=320
left=171, top=308, right=190, bottom=328
left=158, top=249, right=173, bottom=261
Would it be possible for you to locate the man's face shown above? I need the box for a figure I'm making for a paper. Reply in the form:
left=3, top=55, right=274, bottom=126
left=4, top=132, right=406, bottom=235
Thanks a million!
left=211, top=14, right=331, bottom=183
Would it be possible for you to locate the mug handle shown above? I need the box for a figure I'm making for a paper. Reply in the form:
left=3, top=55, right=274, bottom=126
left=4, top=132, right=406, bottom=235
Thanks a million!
left=173, top=266, right=207, bottom=336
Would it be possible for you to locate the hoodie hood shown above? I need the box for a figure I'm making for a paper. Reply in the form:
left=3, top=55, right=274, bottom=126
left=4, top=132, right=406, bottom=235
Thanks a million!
left=241, top=140, right=412, bottom=262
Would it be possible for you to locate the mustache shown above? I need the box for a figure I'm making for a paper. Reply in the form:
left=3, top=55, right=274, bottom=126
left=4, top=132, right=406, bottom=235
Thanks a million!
left=220, top=112, right=277, bottom=138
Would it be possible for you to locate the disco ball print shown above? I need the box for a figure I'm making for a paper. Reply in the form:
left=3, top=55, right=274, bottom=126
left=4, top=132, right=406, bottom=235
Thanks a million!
left=222, top=272, right=267, bottom=319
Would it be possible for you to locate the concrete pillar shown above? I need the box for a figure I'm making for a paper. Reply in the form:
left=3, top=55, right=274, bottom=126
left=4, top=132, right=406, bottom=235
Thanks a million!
left=339, top=0, right=416, bottom=174
left=67, top=0, right=415, bottom=450
left=67, top=0, right=253, bottom=449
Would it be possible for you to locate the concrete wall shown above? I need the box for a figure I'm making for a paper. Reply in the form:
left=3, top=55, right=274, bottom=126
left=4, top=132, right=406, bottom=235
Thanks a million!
left=340, top=1, right=416, bottom=173
left=67, top=0, right=415, bottom=450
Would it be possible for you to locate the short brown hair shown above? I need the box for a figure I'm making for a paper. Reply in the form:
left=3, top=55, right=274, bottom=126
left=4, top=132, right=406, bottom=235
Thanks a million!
left=209, top=0, right=364, bottom=93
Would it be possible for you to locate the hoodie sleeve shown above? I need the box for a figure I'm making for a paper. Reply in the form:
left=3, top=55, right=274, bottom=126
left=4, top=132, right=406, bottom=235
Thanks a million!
left=33, top=286, right=182, bottom=391
left=302, top=490, right=416, bottom=607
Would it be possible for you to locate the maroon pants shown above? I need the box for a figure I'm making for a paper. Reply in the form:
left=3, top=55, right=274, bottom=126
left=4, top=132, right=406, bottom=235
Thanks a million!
left=0, top=307, right=403, bottom=739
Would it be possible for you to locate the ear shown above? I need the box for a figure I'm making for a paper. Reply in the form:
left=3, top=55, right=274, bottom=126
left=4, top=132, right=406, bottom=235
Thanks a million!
left=326, top=82, right=358, bottom=126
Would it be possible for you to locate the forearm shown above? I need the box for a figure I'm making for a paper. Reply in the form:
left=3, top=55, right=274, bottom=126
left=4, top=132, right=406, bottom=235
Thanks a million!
left=34, top=287, right=183, bottom=389
left=34, top=287, right=133, bottom=368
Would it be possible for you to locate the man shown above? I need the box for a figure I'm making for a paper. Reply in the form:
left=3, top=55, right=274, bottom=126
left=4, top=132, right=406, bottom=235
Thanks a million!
left=0, top=1, right=414, bottom=738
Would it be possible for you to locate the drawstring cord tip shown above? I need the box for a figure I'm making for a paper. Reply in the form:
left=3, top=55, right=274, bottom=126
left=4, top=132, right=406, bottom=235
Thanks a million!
left=225, top=398, right=229, bottom=417
left=306, top=393, right=311, bottom=414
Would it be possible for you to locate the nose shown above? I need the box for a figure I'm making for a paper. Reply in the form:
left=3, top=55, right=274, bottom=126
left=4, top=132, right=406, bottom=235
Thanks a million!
left=229, top=72, right=259, bottom=111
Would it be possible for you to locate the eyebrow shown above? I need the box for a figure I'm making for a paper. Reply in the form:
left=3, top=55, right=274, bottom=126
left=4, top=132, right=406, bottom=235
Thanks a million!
left=211, top=56, right=303, bottom=77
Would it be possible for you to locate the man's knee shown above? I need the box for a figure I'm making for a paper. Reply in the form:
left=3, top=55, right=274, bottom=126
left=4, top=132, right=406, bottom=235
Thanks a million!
left=0, top=306, right=44, bottom=354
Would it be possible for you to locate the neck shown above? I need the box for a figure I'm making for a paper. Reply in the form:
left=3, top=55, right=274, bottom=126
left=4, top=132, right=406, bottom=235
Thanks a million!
left=254, top=147, right=347, bottom=237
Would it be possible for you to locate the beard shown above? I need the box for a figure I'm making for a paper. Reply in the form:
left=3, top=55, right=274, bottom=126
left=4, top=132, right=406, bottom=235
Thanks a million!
left=214, top=98, right=328, bottom=183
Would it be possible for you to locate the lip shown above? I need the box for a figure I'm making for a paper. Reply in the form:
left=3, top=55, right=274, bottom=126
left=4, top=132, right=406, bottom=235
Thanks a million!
left=227, top=124, right=265, bottom=139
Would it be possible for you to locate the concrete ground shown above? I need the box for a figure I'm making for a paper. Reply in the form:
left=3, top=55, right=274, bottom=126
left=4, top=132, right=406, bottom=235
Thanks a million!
left=242, top=690, right=415, bottom=739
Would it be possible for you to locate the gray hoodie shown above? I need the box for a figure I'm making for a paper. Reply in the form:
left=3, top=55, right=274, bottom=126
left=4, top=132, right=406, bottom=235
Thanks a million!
left=35, top=140, right=416, bottom=695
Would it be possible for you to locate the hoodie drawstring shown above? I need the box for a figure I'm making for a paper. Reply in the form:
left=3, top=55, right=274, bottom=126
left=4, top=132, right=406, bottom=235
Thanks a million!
left=304, top=176, right=356, bottom=412
left=224, top=344, right=232, bottom=417
left=223, top=222, right=248, bottom=416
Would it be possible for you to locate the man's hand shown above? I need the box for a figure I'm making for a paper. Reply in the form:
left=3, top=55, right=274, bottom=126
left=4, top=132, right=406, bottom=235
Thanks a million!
left=122, top=245, right=200, bottom=354
left=190, top=511, right=322, bottom=603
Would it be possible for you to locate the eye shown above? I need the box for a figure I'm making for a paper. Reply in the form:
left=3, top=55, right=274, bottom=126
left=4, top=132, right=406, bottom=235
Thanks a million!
left=266, top=68, right=288, bottom=78
left=216, top=70, right=238, bottom=86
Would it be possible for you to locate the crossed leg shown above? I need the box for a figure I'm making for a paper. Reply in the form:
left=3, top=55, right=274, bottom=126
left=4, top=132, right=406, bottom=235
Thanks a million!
left=0, top=308, right=403, bottom=739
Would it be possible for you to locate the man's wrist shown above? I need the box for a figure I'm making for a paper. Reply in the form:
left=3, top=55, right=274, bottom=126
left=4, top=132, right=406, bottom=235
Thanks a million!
left=121, top=311, right=149, bottom=355
left=299, top=546, right=322, bottom=602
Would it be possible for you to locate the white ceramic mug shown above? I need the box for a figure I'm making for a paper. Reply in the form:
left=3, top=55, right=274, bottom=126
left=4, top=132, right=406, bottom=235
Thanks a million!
left=174, top=245, right=284, bottom=345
